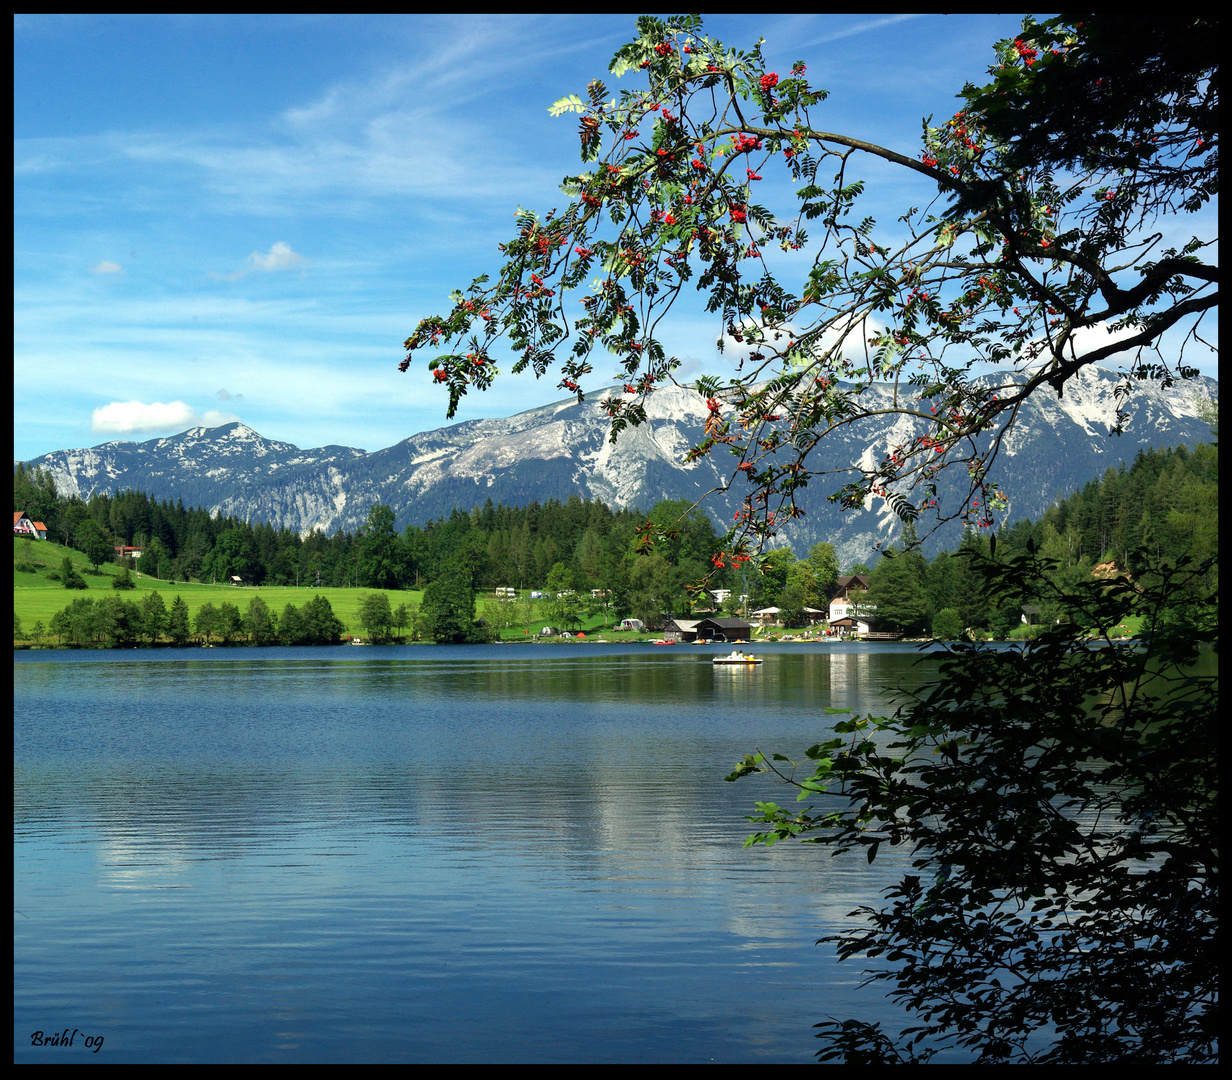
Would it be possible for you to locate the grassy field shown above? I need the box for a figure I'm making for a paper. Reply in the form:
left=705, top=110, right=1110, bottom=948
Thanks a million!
left=13, top=536, right=430, bottom=637
left=12, top=536, right=651, bottom=644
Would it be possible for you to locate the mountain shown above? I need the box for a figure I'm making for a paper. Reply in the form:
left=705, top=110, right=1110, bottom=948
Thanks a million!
left=26, top=367, right=1217, bottom=566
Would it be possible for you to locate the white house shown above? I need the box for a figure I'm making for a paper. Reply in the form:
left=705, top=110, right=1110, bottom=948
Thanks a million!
left=827, top=574, right=875, bottom=634
left=13, top=511, right=48, bottom=540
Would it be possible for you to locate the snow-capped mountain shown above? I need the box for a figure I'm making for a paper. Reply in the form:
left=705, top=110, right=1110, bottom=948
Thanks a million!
left=26, top=367, right=1217, bottom=565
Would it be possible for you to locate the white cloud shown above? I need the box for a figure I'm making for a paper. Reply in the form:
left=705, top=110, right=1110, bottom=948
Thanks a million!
left=199, top=408, right=241, bottom=427
left=89, top=260, right=124, bottom=274
left=90, top=400, right=240, bottom=436
left=1015, top=319, right=1150, bottom=376
left=717, top=310, right=886, bottom=370
left=246, top=241, right=307, bottom=272
left=224, top=241, right=309, bottom=279
left=1062, top=320, right=1147, bottom=359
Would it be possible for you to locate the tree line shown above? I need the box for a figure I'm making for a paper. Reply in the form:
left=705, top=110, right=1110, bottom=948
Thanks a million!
left=13, top=467, right=719, bottom=596
left=857, top=441, right=1218, bottom=637
left=25, top=590, right=353, bottom=649
left=17, top=439, right=1216, bottom=642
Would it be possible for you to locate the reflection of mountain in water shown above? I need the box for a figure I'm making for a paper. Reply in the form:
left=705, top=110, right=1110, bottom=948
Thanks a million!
left=14, top=648, right=937, bottom=870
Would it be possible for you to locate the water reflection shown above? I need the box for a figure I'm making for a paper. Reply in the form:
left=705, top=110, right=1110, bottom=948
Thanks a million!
left=16, top=645, right=936, bottom=1062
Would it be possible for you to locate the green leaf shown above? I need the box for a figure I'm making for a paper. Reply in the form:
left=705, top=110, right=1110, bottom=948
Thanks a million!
left=548, top=94, right=588, bottom=117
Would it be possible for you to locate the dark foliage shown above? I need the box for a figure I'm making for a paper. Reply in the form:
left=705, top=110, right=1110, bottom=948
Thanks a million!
left=728, top=550, right=1218, bottom=1062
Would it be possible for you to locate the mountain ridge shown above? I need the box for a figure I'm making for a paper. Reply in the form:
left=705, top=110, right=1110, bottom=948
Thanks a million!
left=25, top=367, right=1217, bottom=565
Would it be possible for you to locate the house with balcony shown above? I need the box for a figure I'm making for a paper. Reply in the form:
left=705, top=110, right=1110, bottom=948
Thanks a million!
left=827, top=573, right=874, bottom=635
left=13, top=512, right=48, bottom=540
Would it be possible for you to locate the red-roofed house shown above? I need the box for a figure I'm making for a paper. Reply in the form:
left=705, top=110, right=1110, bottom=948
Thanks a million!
left=13, top=512, right=48, bottom=540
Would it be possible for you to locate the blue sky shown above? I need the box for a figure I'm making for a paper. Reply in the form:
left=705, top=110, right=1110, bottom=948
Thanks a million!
left=13, top=14, right=1216, bottom=462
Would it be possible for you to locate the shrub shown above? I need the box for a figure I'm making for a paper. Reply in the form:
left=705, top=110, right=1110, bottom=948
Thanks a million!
left=931, top=607, right=963, bottom=640
left=59, top=557, right=88, bottom=590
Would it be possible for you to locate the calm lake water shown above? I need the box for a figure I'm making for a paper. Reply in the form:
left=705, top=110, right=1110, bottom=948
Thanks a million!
left=15, top=642, right=946, bottom=1063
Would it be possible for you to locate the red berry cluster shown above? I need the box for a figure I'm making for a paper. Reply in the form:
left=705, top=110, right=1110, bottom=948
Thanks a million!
left=1012, top=38, right=1038, bottom=66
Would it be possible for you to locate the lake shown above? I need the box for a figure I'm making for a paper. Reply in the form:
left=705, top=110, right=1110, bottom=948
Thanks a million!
left=15, top=641, right=946, bottom=1062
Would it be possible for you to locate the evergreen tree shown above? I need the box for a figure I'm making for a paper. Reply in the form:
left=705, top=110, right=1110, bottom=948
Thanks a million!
left=867, top=545, right=929, bottom=634
left=74, top=518, right=115, bottom=572
left=168, top=594, right=191, bottom=646
left=12, top=463, right=59, bottom=540
left=279, top=603, right=308, bottom=645
left=358, top=505, right=406, bottom=590
left=60, top=556, right=88, bottom=590
left=544, top=563, right=582, bottom=629
left=95, top=595, right=140, bottom=647
left=950, top=529, right=994, bottom=630
left=141, top=591, right=168, bottom=644
left=931, top=607, right=964, bottom=641
left=216, top=601, right=244, bottom=645
left=627, top=552, right=675, bottom=627
left=392, top=602, right=411, bottom=642
left=302, top=595, right=345, bottom=645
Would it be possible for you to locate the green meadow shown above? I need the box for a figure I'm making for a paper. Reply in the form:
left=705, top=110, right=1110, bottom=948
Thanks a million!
left=12, top=536, right=654, bottom=644
left=13, top=536, right=426, bottom=638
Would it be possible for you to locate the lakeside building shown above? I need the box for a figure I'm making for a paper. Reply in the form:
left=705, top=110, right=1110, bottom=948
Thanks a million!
left=827, top=573, right=874, bottom=635
left=661, top=616, right=753, bottom=643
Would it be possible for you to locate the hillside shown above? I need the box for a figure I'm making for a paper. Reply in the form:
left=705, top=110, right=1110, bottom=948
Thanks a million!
left=13, top=537, right=425, bottom=641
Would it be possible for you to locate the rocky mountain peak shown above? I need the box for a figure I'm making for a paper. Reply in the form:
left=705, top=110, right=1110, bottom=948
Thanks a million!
left=25, top=368, right=1217, bottom=565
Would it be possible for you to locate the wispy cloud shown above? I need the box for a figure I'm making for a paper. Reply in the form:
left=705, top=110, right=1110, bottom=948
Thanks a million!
left=90, top=399, right=240, bottom=436
left=89, top=260, right=124, bottom=274
left=222, top=241, right=309, bottom=280
left=795, top=13, right=930, bottom=49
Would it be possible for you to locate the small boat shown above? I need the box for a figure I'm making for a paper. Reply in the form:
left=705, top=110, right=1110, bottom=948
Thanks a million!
left=712, top=650, right=762, bottom=665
